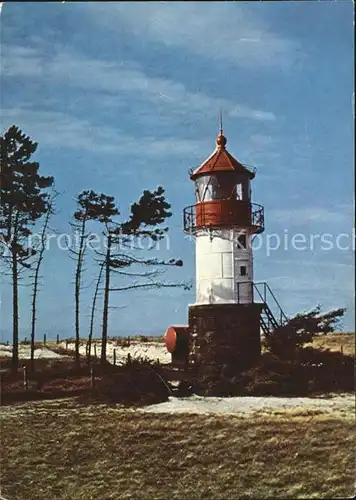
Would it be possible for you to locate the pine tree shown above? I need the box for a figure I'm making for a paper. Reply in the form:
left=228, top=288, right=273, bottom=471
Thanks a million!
left=97, top=186, right=188, bottom=364
left=30, top=190, right=57, bottom=372
left=0, top=125, right=53, bottom=370
left=69, top=191, right=118, bottom=365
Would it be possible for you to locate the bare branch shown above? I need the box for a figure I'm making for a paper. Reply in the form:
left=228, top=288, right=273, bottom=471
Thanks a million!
left=110, top=268, right=164, bottom=279
left=109, top=280, right=190, bottom=292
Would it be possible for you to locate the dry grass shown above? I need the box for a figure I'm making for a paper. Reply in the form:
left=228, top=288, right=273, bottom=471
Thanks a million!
left=308, top=333, right=355, bottom=356
left=1, top=400, right=354, bottom=500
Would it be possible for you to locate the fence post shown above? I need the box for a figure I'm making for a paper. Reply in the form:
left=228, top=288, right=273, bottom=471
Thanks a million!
left=43, top=333, right=47, bottom=346
left=23, top=365, right=28, bottom=391
left=56, top=334, right=59, bottom=345
left=24, top=337, right=27, bottom=345
left=90, top=364, right=95, bottom=391
left=94, top=344, right=97, bottom=359
left=65, top=339, right=68, bottom=351
left=341, top=345, right=343, bottom=355
left=113, top=348, right=116, bottom=366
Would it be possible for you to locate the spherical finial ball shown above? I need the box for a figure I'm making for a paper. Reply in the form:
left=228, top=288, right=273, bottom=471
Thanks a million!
left=216, top=133, right=227, bottom=148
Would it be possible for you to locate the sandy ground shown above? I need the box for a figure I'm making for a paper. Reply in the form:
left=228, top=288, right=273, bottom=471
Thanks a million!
left=58, top=340, right=171, bottom=365
left=143, top=393, right=354, bottom=417
left=1, top=341, right=353, bottom=418
left=0, top=340, right=170, bottom=364
left=1, top=393, right=353, bottom=419
left=0, top=344, right=62, bottom=359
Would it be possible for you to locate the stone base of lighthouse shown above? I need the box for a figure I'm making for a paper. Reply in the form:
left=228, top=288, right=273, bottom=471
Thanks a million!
left=188, top=303, right=263, bottom=372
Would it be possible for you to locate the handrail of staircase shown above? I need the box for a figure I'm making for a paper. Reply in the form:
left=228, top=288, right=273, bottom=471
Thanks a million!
left=264, top=282, right=289, bottom=324
left=235, top=280, right=288, bottom=326
left=253, top=281, right=289, bottom=324
left=252, top=282, right=267, bottom=306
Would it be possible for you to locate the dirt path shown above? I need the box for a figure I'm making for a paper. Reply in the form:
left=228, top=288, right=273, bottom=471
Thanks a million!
left=1, top=393, right=353, bottom=419
left=143, top=393, right=354, bottom=417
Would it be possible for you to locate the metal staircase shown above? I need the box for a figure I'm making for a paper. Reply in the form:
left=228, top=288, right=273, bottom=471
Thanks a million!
left=236, top=281, right=288, bottom=337
left=260, top=304, right=280, bottom=336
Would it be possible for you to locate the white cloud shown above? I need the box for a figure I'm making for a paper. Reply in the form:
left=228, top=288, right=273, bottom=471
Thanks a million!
left=0, top=107, right=207, bottom=157
left=269, top=206, right=353, bottom=227
left=269, top=259, right=353, bottom=270
left=2, top=43, right=276, bottom=124
left=79, top=2, right=301, bottom=70
left=267, top=269, right=353, bottom=297
left=250, top=134, right=274, bottom=148
left=1, top=45, right=44, bottom=77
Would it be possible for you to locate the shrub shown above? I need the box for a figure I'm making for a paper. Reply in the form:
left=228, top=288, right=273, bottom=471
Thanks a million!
left=264, top=306, right=346, bottom=359
left=193, top=345, right=354, bottom=397
left=244, top=378, right=282, bottom=396
left=93, top=364, right=171, bottom=405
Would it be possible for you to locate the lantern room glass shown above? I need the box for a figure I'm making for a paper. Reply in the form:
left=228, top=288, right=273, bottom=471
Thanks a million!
left=195, top=174, right=251, bottom=202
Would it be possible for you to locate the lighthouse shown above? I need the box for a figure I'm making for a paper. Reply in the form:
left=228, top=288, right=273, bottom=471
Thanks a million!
left=185, top=117, right=264, bottom=307
left=164, top=117, right=285, bottom=371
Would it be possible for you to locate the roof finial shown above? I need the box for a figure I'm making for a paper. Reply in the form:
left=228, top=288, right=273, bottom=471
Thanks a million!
left=216, top=108, right=227, bottom=150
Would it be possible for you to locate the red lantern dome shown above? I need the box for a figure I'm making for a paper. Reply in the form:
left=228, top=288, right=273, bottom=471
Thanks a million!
left=184, top=118, right=264, bottom=235
left=190, top=126, right=255, bottom=181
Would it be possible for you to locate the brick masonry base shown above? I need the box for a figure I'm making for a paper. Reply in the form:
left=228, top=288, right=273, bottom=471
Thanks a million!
left=188, top=303, right=263, bottom=372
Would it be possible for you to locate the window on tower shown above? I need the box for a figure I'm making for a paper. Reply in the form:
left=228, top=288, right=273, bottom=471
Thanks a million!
left=240, top=266, right=247, bottom=276
left=195, top=176, right=216, bottom=201
left=195, top=174, right=238, bottom=201
left=235, top=179, right=251, bottom=201
left=236, top=183, right=243, bottom=200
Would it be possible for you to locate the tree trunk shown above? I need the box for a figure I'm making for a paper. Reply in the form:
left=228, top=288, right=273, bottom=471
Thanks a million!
left=30, top=200, right=52, bottom=372
left=30, top=264, right=39, bottom=372
left=75, top=263, right=80, bottom=366
left=88, top=261, right=104, bottom=364
left=75, top=218, right=86, bottom=367
left=101, top=236, right=111, bottom=364
left=12, top=249, right=19, bottom=371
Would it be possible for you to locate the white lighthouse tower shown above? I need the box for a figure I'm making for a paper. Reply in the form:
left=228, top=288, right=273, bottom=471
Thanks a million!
left=183, top=118, right=266, bottom=368
left=164, top=118, right=286, bottom=370
left=185, top=117, right=264, bottom=307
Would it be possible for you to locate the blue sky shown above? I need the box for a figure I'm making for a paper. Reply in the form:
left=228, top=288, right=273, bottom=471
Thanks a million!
left=1, top=1, right=354, bottom=340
